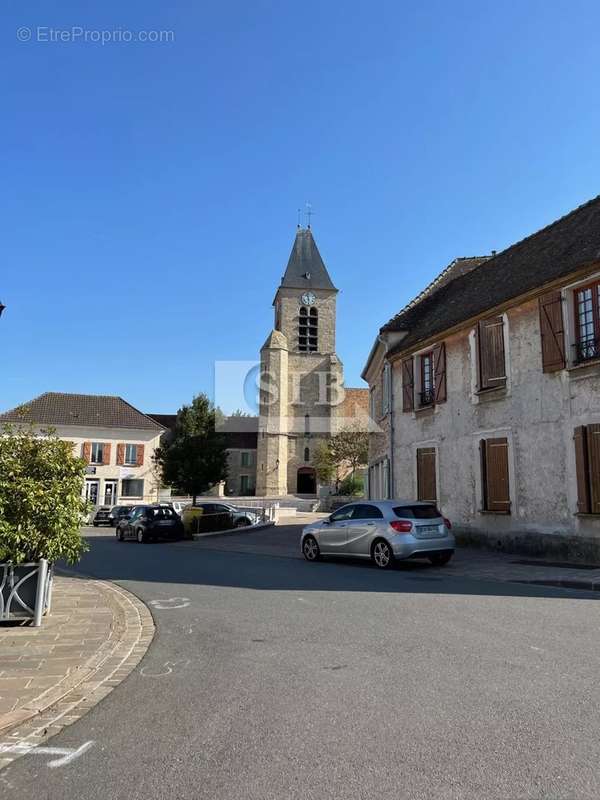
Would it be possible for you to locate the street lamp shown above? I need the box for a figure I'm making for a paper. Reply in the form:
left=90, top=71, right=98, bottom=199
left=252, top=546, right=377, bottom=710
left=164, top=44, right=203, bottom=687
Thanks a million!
left=0, top=302, right=5, bottom=318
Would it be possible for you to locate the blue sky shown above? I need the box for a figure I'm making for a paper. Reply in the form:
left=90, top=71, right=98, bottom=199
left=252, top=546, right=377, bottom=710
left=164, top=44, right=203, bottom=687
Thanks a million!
left=2, top=0, right=600, bottom=414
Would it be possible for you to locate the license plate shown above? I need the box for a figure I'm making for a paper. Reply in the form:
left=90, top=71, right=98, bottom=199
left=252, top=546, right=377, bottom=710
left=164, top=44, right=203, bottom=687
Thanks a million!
left=157, top=521, right=174, bottom=527
left=416, top=524, right=442, bottom=537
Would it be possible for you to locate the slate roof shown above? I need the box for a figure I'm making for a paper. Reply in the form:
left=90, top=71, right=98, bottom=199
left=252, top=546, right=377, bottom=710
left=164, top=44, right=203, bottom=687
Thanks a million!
left=280, top=228, right=337, bottom=291
left=0, top=393, right=163, bottom=431
left=384, top=195, right=600, bottom=355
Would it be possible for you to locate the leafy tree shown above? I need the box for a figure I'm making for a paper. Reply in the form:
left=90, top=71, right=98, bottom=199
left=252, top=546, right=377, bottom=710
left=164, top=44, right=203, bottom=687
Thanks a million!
left=330, top=427, right=369, bottom=480
left=0, top=425, right=88, bottom=565
left=154, top=394, right=228, bottom=504
left=312, top=440, right=336, bottom=484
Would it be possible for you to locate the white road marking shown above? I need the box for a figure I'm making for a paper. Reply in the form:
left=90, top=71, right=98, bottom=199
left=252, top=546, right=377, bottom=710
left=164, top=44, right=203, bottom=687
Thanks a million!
left=149, top=597, right=190, bottom=610
left=140, top=659, right=191, bottom=678
left=0, top=740, right=95, bottom=767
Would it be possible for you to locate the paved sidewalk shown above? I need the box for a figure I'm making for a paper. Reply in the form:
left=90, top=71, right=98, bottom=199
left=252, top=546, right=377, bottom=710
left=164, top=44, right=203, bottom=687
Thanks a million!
left=0, top=574, right=154, bottom=769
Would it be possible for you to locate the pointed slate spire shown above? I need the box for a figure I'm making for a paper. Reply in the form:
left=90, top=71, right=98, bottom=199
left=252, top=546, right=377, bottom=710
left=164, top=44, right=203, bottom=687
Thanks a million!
left=280, top=228, right=337, bottom=291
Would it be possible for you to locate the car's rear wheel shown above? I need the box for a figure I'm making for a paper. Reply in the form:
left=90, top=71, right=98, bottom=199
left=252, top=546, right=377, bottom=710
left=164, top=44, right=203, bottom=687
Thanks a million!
left=303, top=535, right=320, bottom=562
left=235, top=518, right=251, bottom=528
left=428, top=550, right=453, bottom=566
left=117, top=528, right=124, bottom=541
left=372, top=539, right=394, bottom=569
left=93, top=522, right=99, bottom=527
left=136, top=528, right=147, bottom=544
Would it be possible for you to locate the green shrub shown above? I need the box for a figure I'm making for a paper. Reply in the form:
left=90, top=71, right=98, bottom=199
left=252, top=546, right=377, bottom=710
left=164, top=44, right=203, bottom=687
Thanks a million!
left=338, top=474, right=364, bottom=497
left=0, top=425, right=88, bottom=564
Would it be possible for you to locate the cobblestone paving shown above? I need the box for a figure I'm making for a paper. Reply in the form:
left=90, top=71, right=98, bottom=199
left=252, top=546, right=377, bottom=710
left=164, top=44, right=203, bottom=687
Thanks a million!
left=0, top=575, right=154, bottom=769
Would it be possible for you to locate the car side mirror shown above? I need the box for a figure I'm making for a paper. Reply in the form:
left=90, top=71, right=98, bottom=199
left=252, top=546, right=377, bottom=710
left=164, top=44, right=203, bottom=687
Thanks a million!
left=324, top=517, right=331, bottom=525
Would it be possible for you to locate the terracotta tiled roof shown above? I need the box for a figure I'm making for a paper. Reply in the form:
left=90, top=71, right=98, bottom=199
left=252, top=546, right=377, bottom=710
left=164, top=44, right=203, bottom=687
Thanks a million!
left=383, top=195, right=600, bottom=355
left=0, top=393, right=163, bottom=431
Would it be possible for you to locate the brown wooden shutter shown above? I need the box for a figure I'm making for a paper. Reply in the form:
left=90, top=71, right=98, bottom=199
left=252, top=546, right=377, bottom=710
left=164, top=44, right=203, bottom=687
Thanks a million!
left=416, top=447, right=437, bottom=503
left=433, top=342, right=447, bottom=403
left=478, top=316, right=506, bottom=390
left=136, top=444, right=145, bottom=466
left=586, top=424, right=600, bottom=514
left=82, top=442, right=91, bottom=463
left=483, top=437, right=511, bottom=513
left=574, top=426, right=591, bottom=514
left=539, top=291, right=566, bottom=372
left=102, top=443, right=111, bottom=465
left=402, top=357, right=415, bottom=412
left=116, top=443, right=125, bottom=466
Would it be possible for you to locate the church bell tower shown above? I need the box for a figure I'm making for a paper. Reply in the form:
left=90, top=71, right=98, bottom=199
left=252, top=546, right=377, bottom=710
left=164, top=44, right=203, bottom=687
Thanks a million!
left=256, top=226, right=343, bottom=497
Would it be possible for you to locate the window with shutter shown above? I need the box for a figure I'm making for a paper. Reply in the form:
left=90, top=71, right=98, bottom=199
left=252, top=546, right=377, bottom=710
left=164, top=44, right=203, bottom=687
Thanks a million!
left=574, top=281, right=600, bottom=363
left=480, top=437, right=511, bottom=513
left=586, top=425, right=600, bottom=514
left=538, top=292, right=566, bottom=372
left=416, top=448, right=437, bottom=503
left=477, top=316, right=506, bottom=391
left=432, top=342, right=447, bottom=403
left=102, top=443, right=111, bottom=465
left=574, top=426, right=591, bottom=514
left=136, top=445, right=145, bottom=467
left=402, top=357, right=415, bottom=412
left=116, top=443, right=125, bottom=466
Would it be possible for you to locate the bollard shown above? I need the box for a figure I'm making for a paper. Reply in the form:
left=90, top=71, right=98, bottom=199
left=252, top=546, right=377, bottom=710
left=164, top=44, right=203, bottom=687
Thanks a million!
left=33, top=559, right=48, bottom=627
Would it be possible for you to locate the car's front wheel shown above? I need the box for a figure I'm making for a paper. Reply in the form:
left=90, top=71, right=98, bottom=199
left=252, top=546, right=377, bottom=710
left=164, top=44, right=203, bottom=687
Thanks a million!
left=235, top=517, right=251, bottom=528
left=428, top=550, right=453, bottom=566
left=136, top=528, right=147, bottom=544
left=372, top=539, right=394, bottom=569
left=302, top=535, right=320, bottom=562
left=116, top=528, right=124, bottom=541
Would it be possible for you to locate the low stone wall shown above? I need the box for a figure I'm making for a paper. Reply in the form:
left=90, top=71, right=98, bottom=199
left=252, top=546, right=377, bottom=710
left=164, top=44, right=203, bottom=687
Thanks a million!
left=455, top=527, right=600, bottom=564
left=320, top=495, right=364, bottom=512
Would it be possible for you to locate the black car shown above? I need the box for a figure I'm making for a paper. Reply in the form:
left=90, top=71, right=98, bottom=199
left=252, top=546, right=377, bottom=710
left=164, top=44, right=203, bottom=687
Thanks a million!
left=116, top=505, right=184, bottom=543
left=92, top=506, right=112, bottom=527
left=108, top=505, right=133, bottom=527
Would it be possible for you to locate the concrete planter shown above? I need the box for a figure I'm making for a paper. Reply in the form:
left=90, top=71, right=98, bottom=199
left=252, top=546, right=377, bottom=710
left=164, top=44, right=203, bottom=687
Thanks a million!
left=0, top=560, right=53, bottom=626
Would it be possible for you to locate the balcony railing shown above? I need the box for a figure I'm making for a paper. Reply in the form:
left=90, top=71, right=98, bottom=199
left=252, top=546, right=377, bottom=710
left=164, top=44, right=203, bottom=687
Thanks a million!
left=573, top=336, right=600, bottom=364
left=419, top=389, right=435, bottom=407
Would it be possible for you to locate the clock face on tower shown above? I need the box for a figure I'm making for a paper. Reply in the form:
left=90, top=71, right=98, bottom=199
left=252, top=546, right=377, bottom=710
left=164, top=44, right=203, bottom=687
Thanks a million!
left=301, top=291, right=316, bottom=306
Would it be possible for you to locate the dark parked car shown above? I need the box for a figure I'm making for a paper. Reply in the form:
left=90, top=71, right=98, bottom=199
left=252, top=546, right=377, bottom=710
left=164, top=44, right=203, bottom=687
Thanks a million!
left=182, top=503, right=260, bottom=535
left=92, top=506, right=112, bottom=527
left=108, top=505, right=133, bottom=526
left=116, top=505, right=184, bottom=543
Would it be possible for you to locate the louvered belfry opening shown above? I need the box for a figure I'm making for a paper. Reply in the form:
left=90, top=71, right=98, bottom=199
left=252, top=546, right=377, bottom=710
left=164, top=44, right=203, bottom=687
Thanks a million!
left=299, top=307, right=318, bottom=352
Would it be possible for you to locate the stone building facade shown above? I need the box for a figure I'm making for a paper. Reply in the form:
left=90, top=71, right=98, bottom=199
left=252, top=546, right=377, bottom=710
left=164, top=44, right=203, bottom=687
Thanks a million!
left=363, top=196, right=600, bottom=559
left=0, top=393, right=164, bottom=507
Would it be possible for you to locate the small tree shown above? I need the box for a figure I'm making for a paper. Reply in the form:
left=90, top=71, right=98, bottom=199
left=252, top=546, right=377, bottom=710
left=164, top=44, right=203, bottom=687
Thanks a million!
left=0, top=425, right=88, bottom=565
left=330, top=427, right=369, bottom=480
left=312, top=440, right=336, bottom=485
left=154, top=394, right=229, bottom=504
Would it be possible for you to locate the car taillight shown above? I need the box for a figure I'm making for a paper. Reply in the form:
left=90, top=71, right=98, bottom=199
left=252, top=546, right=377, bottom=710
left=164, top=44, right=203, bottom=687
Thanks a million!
left=390, top=520, right=413, bottom=533
left=443, top=518, right=452, bottom=530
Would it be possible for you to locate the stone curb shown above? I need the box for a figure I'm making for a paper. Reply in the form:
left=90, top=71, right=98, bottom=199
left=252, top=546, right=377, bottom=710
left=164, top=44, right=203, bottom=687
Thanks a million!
left=0, top=574, right=154, bottom=770
left=512, top=577, right=600, bottom=592
left=191, top=521, right=275, bottom=540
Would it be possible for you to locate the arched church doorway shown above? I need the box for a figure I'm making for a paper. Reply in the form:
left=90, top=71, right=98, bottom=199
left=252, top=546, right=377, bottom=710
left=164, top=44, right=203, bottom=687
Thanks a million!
left=297, top=467, right=316, bottom=495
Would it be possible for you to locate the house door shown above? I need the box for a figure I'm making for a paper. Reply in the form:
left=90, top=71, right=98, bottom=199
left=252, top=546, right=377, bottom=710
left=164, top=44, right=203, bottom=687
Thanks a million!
left=85, top=479, right=99, bottom=506
left=297, top=467, right=316, bottom=495
left=104, top=480, right=118, bottom=506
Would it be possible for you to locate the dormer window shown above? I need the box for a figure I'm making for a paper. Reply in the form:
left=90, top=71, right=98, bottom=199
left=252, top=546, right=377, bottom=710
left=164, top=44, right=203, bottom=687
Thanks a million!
left=299, top=307, right=318, bottom=352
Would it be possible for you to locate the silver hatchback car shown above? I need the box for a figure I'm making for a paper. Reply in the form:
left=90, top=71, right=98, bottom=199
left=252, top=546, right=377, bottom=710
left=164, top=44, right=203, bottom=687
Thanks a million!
left=301, top=500, right=454, bottom=569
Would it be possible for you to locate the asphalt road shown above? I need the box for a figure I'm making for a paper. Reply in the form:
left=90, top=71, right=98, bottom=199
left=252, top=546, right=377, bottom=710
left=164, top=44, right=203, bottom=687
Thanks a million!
left=3, top=523, right=600, bottom=800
